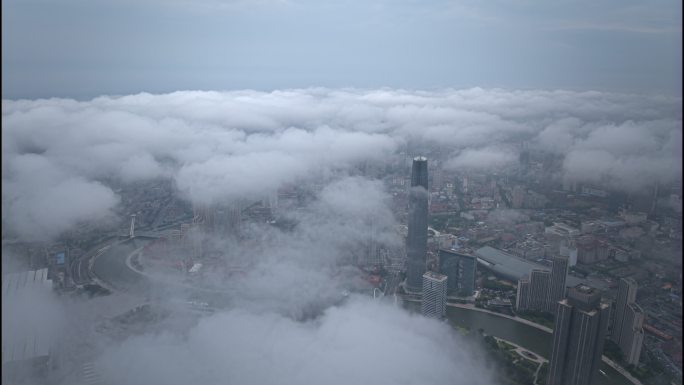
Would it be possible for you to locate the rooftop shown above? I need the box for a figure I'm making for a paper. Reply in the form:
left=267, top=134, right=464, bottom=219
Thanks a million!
left=2, top=269, right=53, bottom=364
left=2, top=268, right=52, bottom=297
left=574, top=284, right=597, bottom=294
left=423, top=271, right=447, bottom=281
left=474, top=246, right=608, bottom=290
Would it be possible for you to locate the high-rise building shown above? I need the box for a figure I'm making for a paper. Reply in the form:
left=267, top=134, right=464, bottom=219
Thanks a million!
left=548, top=285, right=610, bottom=385
left=610, top=278, right=643, bottom=365
left=193, top=203, right=214, bottom=232
left=611, top=278, right=638, bottom=345
left=438, top=249, right=476, bottom=297
left=421, top=271, right=447, bottom=319
left=517, top=258, right=567, bottom=313
left=406, top=156, right=428, bottom=293
left=516, top=276, right=530, bottom=310
left=619, top=303, right=645, bottom=365
left=529, top=269, right=552, bottom=312
left=549, top=255, right=569, bottom=311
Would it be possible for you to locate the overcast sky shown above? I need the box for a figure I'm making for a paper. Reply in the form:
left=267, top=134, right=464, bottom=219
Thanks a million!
left=2, top=0, right=682, bottom=99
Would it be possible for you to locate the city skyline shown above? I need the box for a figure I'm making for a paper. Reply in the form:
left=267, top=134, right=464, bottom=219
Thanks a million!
left=2, top=0, right=682, bottom=384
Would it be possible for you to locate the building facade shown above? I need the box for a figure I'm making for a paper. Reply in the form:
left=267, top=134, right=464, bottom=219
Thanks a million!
left=517, top=257, right=568, bottom=314
left=421, top=272, right=447, bottom=319
left=406, top=156, right=429, bottom=293
left=611, top=278, right=643, bottom=365
left=548, top=285, right=610, bottom=385
left=619, top=303, right=645, bottom=365
left=438, top=249, right=476, bottom=297
left=529, top=269, right=552, bottom=312
left=549, top=255, right=569, bottom=311
left=516, top=277, right=530, bottom=310
left=611, top=278, right=638, bottom=345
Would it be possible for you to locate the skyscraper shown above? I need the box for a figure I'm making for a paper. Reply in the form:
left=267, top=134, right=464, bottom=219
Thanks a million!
left=421, top=271, right=447, bottom=319
left=529, top=269, right=552, bottom=312
left=549, top=255, right=569, bottom=311
left=438, top=249, right=476, bottom=297
left=611, top=278, right=638, bottom=345
left=619, top=303, right=645, bottom=365
left=548, top=285, right=610, bottom=385
left=516, top=276, right=530, bottom=310
left=406, top=156, right=428, bottom=293
left=611, top=278, right=644, bottom=365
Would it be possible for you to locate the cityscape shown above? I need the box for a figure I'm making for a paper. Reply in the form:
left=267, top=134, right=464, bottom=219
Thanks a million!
left=2, top=1, right=682, bottom=385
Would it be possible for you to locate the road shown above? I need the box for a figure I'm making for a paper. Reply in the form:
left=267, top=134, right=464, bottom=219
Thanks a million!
left=91, top=239, right=154, bottom=294
left=69, top=237, right=119, bottom=286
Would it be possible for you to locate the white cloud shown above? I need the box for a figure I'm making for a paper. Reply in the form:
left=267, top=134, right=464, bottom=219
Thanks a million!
left=445, top=146, right=517, bottom=171
left=2, top=88, right=681, bottom=240
left=96, top=298, right=496, bottom=385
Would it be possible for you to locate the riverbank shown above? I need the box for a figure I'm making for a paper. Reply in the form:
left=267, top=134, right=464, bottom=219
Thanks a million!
left=404, top=297, right=642, bottom=385
left=447, top=302, right=553, bottom=333
left=447, top=303, right=642, bottom=385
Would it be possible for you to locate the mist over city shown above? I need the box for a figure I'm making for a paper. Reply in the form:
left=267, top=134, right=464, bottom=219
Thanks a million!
left=2, top=1, right=682, bottom=385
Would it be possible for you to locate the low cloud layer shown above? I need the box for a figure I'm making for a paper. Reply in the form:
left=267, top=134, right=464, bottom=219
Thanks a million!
left=2, top=88, right=682, bottom=241
left=96, top=297, right=496, bottom=385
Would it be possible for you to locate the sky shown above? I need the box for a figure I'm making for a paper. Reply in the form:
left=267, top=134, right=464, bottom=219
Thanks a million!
left=2, top=0, right=682, bottom=99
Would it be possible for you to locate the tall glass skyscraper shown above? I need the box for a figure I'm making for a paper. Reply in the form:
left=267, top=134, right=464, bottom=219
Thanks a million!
left=406, top=156, right=428, bottom=293
left=548, top=285, right=610, bottom=385
left=438, top=249, right=476, bottom=297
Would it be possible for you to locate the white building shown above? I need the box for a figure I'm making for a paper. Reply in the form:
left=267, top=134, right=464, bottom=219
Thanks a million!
left=421, top=272, right=447, bottom=319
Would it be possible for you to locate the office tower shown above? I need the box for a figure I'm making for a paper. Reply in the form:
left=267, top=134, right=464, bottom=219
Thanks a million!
left=519, top=142, right=530, bottom=175
left=438, top=249, right=476, bottom=297
left=516, top=276, right=530, bottom=310
left=529, top=269, right=552, bottom=312
left=611, top=278, right=643, bottom=365
left=214, top=205, right=242, bottom=238
left=619, top=303, right=645, bottom=365
left=611, top=278, right=638, bottom=345
left=421, top=272, right=447, bottom=319
left=406, top=156, right=429, bottom=293
left=548, top=285, right=610, bottom=385
left=549, top=255, right=569, bottom=309
left=193, top=203, right=214, bottom=232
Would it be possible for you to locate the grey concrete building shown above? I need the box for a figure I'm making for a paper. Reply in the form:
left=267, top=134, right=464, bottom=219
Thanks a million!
left=619, top=303, right=645, bottom=365
left=529, top=269, right=552, bottom=312
left=611, top=277, right=638, bottom=345
left=516, top=276, right=530, bottom=310
left=549, top=255, right=569, bottom=311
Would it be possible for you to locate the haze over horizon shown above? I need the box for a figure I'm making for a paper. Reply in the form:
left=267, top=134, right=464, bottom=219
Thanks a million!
left=2, top=0, right=682, bottom=99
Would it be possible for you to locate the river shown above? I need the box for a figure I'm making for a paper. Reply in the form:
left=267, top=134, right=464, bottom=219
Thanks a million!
left=405, top=302, right=631, bottom=385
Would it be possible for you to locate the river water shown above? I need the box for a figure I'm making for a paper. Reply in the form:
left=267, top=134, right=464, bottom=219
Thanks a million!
left=406, top=302, right=631, bottom=385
